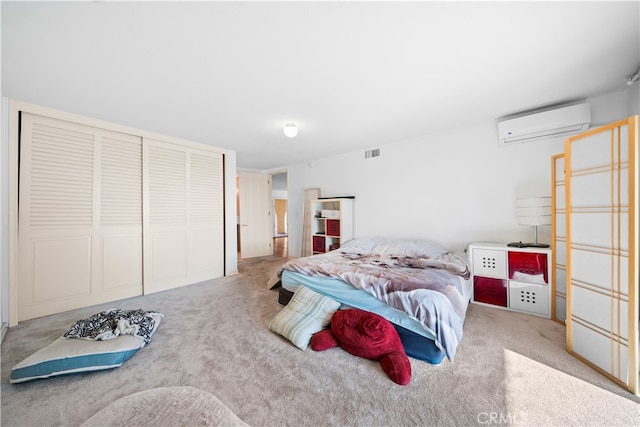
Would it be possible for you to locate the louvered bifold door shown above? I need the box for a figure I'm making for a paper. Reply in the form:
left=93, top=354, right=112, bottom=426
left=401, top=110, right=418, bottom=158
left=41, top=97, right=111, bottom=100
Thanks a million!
left=565, top=116, right=638, bottom=395
left=143, top=139, right=224, bottom=294
left=18, top=113, right=143, bottom=321
left=551, top=153, right=567, bottom=323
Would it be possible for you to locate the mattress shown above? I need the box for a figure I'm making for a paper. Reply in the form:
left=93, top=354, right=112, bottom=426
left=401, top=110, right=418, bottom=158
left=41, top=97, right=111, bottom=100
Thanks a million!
left=281, top=269, right=437, bottom=341
left=281, top=269, right=472, bottom=364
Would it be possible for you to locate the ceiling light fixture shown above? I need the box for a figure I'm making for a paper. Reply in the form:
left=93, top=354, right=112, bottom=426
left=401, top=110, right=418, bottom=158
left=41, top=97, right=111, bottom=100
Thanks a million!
left=626, top=68, right=640, bottom=86
left=283, top=123, right=298, bottom=138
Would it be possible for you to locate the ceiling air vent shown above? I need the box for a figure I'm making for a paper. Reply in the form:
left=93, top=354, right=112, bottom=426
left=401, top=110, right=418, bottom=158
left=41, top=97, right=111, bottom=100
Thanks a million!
left=365, top=148, right=380, bottom=159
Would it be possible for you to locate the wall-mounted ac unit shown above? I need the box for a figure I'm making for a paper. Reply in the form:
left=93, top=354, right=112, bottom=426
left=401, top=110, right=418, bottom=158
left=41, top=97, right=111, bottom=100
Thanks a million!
left=498, top=103, right=591, bottom=144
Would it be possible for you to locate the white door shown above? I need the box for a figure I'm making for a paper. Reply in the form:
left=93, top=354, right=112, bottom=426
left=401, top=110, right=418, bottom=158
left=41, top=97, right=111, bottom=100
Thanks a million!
left=18, top=114, right=143, bottom=321
left=143, top=139, right=224, bottom=294
left=565, top=116, right=638, bottom=395
left=238, top=172, right=273, bottom=258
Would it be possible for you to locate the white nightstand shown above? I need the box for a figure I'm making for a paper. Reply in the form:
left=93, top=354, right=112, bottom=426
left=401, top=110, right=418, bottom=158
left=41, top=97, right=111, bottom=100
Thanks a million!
left=467, top=242, right=551, bottom=318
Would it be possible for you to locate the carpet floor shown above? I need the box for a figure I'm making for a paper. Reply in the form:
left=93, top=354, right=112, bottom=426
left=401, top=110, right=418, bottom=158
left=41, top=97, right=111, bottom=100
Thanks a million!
left=1, top=255, right=639, bottom=426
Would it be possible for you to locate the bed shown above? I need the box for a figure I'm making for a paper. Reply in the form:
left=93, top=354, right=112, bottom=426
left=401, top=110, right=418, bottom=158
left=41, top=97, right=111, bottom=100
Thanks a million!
left=268, top=237, right=472, bottom=365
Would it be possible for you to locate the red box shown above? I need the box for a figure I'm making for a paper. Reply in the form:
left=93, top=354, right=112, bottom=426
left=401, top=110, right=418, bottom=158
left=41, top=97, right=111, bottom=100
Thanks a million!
left=326, top=219, right=341, bottom=236
left=508, top=252, right=548, bottom=284
left=473, top=276, right=508, bottom=307
left=313, top=236, right=326, bottom=253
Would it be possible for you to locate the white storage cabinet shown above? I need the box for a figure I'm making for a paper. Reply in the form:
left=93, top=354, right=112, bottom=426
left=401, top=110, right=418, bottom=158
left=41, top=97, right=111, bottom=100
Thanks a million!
left=468, top=242, right=551, bottom=318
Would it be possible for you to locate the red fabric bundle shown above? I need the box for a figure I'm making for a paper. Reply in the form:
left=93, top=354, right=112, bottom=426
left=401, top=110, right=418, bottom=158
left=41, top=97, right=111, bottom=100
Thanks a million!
left=311, top=308, right=411, bottom=385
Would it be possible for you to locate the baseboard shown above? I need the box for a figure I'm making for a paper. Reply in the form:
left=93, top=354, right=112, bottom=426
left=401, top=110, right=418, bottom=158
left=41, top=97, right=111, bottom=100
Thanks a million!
left=1, top=322, right=7, bottom=343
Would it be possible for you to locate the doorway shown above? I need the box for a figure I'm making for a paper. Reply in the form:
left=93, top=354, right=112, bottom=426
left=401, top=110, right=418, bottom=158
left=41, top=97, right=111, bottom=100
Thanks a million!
left=272, top=172, right=288, bottom=258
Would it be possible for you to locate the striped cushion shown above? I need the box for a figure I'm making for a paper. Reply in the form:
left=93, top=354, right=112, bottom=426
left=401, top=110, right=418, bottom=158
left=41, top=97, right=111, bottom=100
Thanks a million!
left=269, top=285, right=341, bottom=350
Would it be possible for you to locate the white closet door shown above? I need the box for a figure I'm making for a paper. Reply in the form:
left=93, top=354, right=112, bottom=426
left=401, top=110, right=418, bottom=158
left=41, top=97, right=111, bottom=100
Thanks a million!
left=18, top=114, right=142, bottom=321
left=552, top=153, right=567, bottom=323
left=565, top=117, right=638, bottom=394
left=143, top=139, right=224, bottom=294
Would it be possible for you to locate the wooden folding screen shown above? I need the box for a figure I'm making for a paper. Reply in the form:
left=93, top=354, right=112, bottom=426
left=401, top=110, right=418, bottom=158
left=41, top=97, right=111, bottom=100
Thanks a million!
left=565, top=116, right=638, bottom=395
left=551, top=154, right=567, bottom=323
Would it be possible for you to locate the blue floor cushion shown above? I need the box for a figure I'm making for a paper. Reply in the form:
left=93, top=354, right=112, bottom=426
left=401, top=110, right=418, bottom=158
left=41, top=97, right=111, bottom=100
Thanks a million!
left=10, top=335, right=145, bottom=383
left=11, top=310, right=164, bottom=383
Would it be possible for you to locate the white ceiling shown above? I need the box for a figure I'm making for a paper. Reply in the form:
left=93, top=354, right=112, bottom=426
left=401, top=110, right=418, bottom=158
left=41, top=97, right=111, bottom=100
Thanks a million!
left=2, top=1, right=639, bottom=171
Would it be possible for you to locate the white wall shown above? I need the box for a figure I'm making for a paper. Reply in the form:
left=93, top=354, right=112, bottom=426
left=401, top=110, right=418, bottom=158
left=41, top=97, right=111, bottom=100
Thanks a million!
left=0, top=88, right=635, bottom=326
left=629, top=82, right=640, bottom=116
left=286, top=89, right=632, bottom=257
left=1, top=98, right=7, bottom=334
left=224, top=150, right=239, bottom=275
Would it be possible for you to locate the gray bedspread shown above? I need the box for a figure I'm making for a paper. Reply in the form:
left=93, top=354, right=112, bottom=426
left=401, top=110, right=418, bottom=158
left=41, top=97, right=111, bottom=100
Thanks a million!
left=273, top=241, right=470, bottom=360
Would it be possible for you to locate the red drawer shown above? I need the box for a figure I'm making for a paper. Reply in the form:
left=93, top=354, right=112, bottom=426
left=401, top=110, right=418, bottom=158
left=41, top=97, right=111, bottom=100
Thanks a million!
left=326, top=219, right=340, bottom=236
left=313, top=236, right=326, bottom=253
left=474, top=276, right=507, bottom=307
left=508, top=252, right=548, bottom=284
